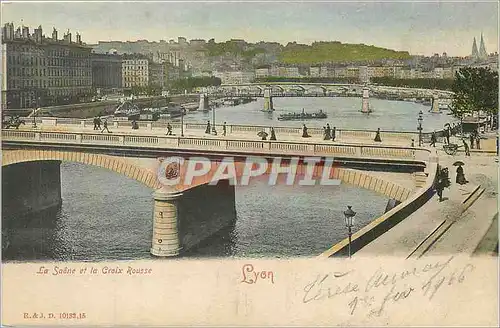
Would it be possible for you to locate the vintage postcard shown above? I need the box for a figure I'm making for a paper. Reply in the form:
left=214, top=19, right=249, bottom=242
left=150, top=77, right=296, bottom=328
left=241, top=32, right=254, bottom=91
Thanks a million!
left=1, top=0, right=498, bottom=326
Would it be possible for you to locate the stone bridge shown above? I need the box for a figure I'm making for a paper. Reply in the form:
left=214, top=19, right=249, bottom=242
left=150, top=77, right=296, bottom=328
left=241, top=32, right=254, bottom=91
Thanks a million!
left=2, top=128, right=436, bottom=257
left=211, top=83, right=453, bottom=99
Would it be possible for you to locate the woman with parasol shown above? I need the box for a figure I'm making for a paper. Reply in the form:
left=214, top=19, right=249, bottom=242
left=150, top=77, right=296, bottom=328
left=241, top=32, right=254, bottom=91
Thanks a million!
left=454, top=161, right=468, bottom=185
left=257, top=130, right=268, bottom=140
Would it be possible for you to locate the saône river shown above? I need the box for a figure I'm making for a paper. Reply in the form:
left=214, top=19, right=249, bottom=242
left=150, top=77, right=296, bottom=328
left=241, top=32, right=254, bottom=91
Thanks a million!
left=2, top=97, right=456, bottom=261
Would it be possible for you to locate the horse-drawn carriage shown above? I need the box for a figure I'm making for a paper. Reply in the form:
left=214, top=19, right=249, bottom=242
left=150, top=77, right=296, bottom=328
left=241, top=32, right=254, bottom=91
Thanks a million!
left=443, top=143, right=460, bottom=155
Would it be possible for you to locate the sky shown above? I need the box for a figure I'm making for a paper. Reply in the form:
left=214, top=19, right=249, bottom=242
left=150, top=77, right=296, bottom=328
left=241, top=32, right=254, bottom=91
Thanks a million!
left=1, top=0, right=499, bottom=56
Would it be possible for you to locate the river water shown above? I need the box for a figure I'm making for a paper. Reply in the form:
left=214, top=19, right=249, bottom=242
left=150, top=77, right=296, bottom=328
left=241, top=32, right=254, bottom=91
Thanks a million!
left=3, top=97, right=452, bottom=262
left=177, top=97, right=457, bottom=132
left=2, top=162, right=388, bottom=262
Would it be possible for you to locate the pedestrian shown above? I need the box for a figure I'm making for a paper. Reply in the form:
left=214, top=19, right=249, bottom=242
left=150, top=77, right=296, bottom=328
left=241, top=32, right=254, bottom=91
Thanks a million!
left=96, top=116, right=102, bottom=130
left=322, top=126, right=328, bottom=140
left=302, top=124, right=310, bottom=138
left=331, top=127, right=336, bottom=142
left=430, top=131, right=437, bottom=147
left=411, top=139, right=415, bottom=147
left=166, top=122, right=172, bottom=135
left=222, top=122, right=227, bottom=136
left=205, top=120, right=211, bottom=134
left=436, top=167, right=450, bottom=202
left=444, top=128, right=450, bottom=145
left=93, top=117, right=98, bottom=130
left=132, top=120, right=139, bottom=130
left=475, top=134, right=481, bottom=150
left=456, top=165, right=468, bottom=185
left=270, top=127, right=276, bottom=141
left=462, top=139, right=470, bottom=156
left=374, top=128, right=382, bottom=142
left=101, top=119, right=110, bottom=133
left=326, top=123, right=331, bottom=140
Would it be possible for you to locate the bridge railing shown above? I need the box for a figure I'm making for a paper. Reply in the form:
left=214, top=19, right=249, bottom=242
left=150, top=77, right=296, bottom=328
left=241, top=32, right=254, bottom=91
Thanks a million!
left=2, top=129, right=429, bottom=162
left=14, top=117, right=423, bottom=141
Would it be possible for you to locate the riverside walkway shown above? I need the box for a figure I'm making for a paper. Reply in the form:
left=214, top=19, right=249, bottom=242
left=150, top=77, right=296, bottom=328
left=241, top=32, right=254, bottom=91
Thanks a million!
left=354, top=133, right=498, bottom=258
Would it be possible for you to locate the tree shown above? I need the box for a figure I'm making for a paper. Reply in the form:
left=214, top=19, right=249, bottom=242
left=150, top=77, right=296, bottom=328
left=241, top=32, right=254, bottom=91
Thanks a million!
left=451, top=67, right=498, bottom=119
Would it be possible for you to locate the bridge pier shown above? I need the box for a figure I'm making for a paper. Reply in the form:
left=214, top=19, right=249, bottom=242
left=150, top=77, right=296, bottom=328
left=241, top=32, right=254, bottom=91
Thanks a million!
left=361, top=87, right=371, bottom=113
left=150, top=180, right=237, bottom=257
left=263, top=88, right=274, bottom=112
left=150, top=188, right=183, bottom=257
left=199, top=93, right=209, bottom=112
left=2, top=160, right=62, bottom=218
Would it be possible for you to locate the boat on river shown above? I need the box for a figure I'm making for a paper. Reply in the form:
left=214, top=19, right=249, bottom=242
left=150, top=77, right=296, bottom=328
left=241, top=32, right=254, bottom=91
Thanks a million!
left=277, top=109, right=328, bottom=121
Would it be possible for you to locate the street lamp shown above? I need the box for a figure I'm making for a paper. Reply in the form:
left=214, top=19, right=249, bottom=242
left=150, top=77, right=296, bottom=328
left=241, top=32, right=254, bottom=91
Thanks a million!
left=180, top=107, right=186, bottom=137
left=343, top=205, right=356, bottom=258
left=211, top=100, right=216, bottom=134
left=417, top=110, right=423, bottom=146
left=32, top=99, right=38, bottom=129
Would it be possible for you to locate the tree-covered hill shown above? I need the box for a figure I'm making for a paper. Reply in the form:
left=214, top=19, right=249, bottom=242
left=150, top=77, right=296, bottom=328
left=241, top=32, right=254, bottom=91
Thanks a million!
left=279, top=41, right=411, bottom=64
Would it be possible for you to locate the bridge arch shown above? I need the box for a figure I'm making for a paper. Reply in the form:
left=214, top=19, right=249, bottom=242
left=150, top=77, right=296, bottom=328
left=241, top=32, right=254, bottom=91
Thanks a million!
left=175, top=160, right=413, bottom=203
left=2, top=149, right=161, bottom=190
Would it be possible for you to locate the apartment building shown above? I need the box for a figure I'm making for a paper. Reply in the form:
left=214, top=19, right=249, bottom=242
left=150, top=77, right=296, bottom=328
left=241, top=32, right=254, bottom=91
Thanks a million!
left=2, top=23, right=92, bottom=108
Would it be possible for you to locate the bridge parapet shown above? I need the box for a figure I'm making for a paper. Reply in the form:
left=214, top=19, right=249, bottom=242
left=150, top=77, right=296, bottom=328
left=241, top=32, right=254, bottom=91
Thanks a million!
left=17, top=117, right=421, bottom=141
left=3, top=129, right=429, bottom=163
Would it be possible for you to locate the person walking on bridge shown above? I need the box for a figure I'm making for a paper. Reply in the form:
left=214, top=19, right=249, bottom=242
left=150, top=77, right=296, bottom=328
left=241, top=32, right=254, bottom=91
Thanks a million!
left=302, top=124, right=310, bottom=138
left=270, top=127, right=276, bottom=141
left=205, top=120, right=211, bottom=134
left=331, top=127, right=336, bottom=142
left=166, top=122, right=173, bottom=135
left=96, top=116, right=102, bottom=130
left=374, top=128, right=382, bottom=142
left=325, top=124, right=331, bottom=140
left=222, top=122, right=227, bottom=136
left=101, top=119, right=111, bottom=133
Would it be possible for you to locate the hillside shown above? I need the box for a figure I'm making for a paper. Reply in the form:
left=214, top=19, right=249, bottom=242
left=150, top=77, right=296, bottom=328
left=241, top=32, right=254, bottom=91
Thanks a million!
left=279, top=41, right=411, bottom=64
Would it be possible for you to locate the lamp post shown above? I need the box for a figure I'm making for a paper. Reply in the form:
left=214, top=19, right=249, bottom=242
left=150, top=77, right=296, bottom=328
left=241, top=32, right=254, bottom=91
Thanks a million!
left=211, top=100, right=216, bottom=134
left=343, top=205, right=356, bottom=258
left=32, top=99, right=38, bottom=129
left=180, top=107, right=186, bottom=137
left=417, top=110, right=423, bottom=146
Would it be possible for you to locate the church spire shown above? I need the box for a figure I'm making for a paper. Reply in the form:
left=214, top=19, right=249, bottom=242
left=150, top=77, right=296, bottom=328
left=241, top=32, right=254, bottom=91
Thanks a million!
left=479, top=33, right=488, bottom=59
left=471, top=37, right=479, bottom=60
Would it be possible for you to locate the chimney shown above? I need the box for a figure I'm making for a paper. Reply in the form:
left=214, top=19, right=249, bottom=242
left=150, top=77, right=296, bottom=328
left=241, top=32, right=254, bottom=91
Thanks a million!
left=34, top=25, right=42, bottom=43
left=22, top=26, right=29, bottom=38
left=64, top=30, right=72, bottom=43
left=52, top=28, right=58, bottom=41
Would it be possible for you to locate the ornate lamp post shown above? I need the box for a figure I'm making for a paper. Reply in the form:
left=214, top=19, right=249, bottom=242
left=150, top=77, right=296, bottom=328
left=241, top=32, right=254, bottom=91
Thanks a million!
left=180, top=107, right=186, bottom=137
left=32, top=99, right=38, bottom=129
left=343, top=205, right=356, bottom=258
left=417, top=110, right=423, bottom=146
left=211, top=100, right=216, bottom=134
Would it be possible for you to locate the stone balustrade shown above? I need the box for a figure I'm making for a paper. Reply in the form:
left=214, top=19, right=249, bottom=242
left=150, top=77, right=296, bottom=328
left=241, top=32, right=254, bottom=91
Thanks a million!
left=2, top=129, right=431, bottom=162
left=22, top=117, right=421, bottom=141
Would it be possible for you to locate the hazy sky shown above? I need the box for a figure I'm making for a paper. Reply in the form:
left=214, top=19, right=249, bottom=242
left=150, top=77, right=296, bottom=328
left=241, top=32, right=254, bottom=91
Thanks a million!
left=1, top=0, right=498, bottom=56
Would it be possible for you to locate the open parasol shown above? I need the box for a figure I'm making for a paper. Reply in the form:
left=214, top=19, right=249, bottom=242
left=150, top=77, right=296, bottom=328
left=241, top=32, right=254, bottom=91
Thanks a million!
left=257, top=131, right=268, bottom=138
left=453, top=161, right=465, bottom=166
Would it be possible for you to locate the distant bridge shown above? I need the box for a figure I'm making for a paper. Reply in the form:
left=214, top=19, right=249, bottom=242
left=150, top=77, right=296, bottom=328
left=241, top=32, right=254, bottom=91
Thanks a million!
left=206, top=83, right=453, bottom=99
